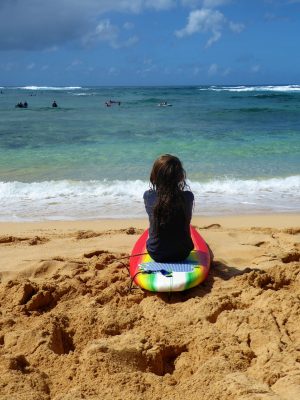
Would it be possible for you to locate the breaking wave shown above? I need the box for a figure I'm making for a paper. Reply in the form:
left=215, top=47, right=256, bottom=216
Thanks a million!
left=16, top=86, right=83, bottom=91
left=199, top=85, right=300, bottom=93
left=0, top=176, right=299, bottom=221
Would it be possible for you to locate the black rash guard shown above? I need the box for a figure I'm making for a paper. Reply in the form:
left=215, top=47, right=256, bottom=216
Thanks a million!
left=143, top=190, right=194, bottom=262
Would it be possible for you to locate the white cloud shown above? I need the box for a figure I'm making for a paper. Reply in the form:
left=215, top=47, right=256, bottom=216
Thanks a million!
left=82, top=19, right=138, bottom=49
left=125, top=35, right=139, bottom=47
left=175, top=8, right=225, bottom=47
left=176, top=9, right=224, bottom=36
left=208, top=63, right=218, bottom=75
left=27, top=63, right=35, bottom=70
left=83, top=19, right=119, bottom=48
left=0, top=0, right=175, bottom=51
left=206, top=30, right=221, bottom=47
left=175, top=6, right=244, bottom=47
left=0, top=0, right=240, bottom=51
left=229, top=21, right=245, bottom=33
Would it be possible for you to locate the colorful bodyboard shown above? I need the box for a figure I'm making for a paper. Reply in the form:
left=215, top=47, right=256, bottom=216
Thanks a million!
left=129, top=226, right=210, bottom=292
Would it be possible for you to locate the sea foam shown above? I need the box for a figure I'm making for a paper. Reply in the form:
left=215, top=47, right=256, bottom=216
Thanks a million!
left=0, top=176, right=299, bottom=221
left=16, top=86, right=82, bottom=91
left=200, top=85, right=300, bottom=92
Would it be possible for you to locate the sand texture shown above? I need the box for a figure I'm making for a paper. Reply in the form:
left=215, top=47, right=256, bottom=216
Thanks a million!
left=0, top=215, right=299, bottom=400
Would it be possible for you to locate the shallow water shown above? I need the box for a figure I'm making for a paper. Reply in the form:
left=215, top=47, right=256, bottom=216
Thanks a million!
left=0, top=85, right=299, bottom=220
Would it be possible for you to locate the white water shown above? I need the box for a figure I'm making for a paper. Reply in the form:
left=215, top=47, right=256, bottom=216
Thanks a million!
left=200, top=85, right=300, bottom=92
left=16, top=86, right=83, bottom=91
left=1, top=176, right=299, bottom=221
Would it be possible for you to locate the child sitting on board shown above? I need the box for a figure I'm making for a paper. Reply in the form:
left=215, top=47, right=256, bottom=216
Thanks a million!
left=143, top=154, right=194, bottom=262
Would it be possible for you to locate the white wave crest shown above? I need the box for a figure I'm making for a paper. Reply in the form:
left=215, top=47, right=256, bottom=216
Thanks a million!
left=0, top=176, right=299, bottom=221
left=16, top=86, right=82, bottom=91
left=199, top=85, right=300, bottom=92
left=72, top=92, right=95, bottom=96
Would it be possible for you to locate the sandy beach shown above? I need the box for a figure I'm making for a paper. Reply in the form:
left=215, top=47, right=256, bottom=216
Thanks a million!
left=0, top=214, right=299, bottom=400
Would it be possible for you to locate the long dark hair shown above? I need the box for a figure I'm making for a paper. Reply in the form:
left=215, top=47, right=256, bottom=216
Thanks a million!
left=150, top=154, right=188, bottom=231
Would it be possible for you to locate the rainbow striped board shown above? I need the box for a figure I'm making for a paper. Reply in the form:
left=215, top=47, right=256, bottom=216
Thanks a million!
left=129, top=226, right=210, bottom=292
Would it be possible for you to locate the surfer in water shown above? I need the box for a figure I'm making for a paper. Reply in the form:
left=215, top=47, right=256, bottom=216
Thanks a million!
left=106, top=100, right=121, bottom=106
left=143, top=154, right=194, bottom=262
left=15, top=102, right=27, bottom=108
left=52, top=100, right=58, bottom=108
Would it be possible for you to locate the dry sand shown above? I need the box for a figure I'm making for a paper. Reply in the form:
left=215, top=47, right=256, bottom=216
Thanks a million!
left=0, top=214, right=299, bottom=400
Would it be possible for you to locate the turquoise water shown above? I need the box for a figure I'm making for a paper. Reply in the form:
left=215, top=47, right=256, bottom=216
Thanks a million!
left=0, top=85, right=299, bottom=220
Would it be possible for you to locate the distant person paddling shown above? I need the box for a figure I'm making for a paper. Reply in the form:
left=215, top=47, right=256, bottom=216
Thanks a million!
left=52, top=100, right=58, bottom=108
left=15, top=101, right=28, bottom=108
left=105, top=99, right=121, bottom=107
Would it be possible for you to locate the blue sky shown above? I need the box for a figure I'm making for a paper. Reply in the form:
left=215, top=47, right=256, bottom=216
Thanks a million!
left=0, top=0, right=300, bottom=86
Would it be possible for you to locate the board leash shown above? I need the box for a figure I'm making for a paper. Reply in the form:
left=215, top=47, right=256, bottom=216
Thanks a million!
left=113, top=252, right=148, bottom=292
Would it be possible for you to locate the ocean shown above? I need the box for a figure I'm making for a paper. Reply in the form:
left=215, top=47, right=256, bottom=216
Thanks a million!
left=0, top=85, right=299, bottom=221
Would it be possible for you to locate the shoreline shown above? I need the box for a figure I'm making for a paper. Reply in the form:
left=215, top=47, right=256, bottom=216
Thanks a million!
left=2, top=176, right=299, bottom=221
left=1, top=212, right=299, bottom=232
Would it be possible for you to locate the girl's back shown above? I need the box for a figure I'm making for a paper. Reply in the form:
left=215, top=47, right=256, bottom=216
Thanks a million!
left=144, top=154, right=194, bottom=262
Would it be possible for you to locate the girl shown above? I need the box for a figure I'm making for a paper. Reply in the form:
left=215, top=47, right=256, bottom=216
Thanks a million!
left=143, top=154, right=194, bottom=262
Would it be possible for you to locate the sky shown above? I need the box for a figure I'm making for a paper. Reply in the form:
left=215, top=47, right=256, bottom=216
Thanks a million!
left=0, top=0, right=300, bottom=86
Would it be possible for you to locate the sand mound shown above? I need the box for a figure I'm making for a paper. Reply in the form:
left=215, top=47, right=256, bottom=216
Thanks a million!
left=0, top=221, right=299, bottom=399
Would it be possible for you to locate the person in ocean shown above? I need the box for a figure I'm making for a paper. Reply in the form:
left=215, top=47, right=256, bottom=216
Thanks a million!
left=52, top=100, right=57, bottom=108
left=143, top=154, right=194, bottom=262
left=15, top=102, right=26, bottom=108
